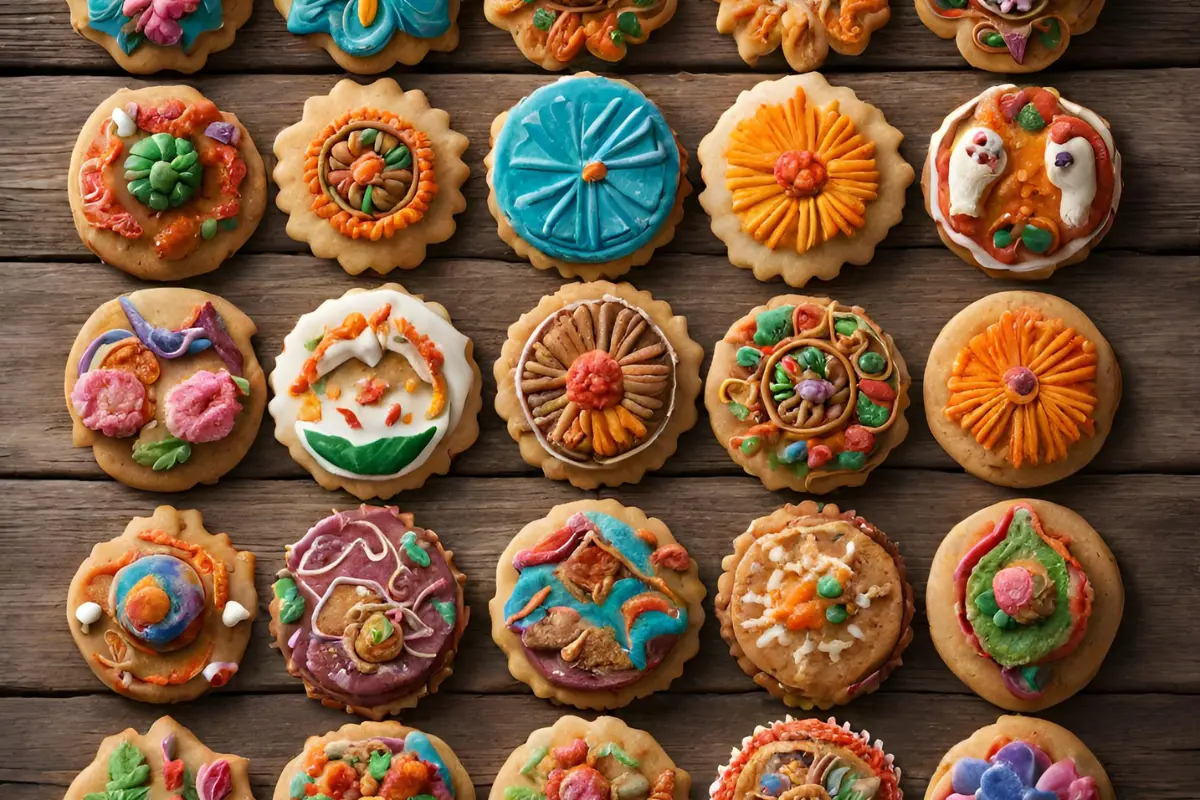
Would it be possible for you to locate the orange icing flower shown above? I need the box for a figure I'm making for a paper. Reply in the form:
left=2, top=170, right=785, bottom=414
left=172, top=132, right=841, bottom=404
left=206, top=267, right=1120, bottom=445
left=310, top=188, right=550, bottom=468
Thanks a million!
left=945, top=307, right=1098, bottom=468
left=724, top=86, right=879, bottom=253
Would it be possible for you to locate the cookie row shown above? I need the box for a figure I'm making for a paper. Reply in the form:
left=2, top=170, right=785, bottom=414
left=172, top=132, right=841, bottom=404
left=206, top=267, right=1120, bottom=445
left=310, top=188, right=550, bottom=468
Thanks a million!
left=63, top=711, right=1116, bottom=800
left=68, top=74, right=1122, bottom=285
left=66, top=0, right=1106, bottom=75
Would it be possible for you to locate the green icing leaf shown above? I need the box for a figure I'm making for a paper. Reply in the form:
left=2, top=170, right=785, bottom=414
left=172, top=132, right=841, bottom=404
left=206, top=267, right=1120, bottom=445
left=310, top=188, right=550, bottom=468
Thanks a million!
left=617, top=11, right=642, bottom=36
left=504, top=788, right=545, bottom=800
left=386, top=144, right=412, bottom=169
left=1016, top=103, right=1046, bottom=132
left=108, top=790, right=150, bottom=800
left=369, top=749, right=392, bottom=781
left=181, top=768, right=200, bottom=800
left=367, top=615, right=394, bottom=644
left=311, top=377, right=327, bottom=396
left=107, top=742, right=148, bottom=791
left=592, top=742, right=640, bottom=768
left=433, top=599, right=457, bottom=626
left=520, top=746, right=548, bottom=776
left=274, top=577, right=306, bottom=624
left=232, top=375, right=251, bottom=396
left=131, top=436, right=192, bottom=472
left=728, top=401, right=750, bottom=421
left=533, top=7, right=556, bottom=29
left=305, top=427, right=438, bottom=476
left=855, top=393, right=889, bottom=427
left=289, top=773, right=314, bottom=800
left=85, top=794, right=109, bottom=800
left=735, top=346, right=762, bottom=368
left=753, top=305, right=794, bottom=346
left=401, top=530, right=432, bottom=567
left=304, top=335, right=324, bottom=351
left=274, top=577, right=297, bottom=598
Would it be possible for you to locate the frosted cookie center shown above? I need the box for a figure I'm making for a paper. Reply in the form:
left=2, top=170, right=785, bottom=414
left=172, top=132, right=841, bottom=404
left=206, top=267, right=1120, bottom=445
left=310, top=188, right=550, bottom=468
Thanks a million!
left=774, top=150, right=827, bottom=198
left=566, top=350, right=624, bottom=410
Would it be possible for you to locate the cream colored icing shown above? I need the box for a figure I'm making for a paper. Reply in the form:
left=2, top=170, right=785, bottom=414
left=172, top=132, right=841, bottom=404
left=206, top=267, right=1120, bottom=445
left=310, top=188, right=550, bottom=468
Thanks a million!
left=1045, top=136, right=1097, bottom=229
left=948, top=126, right=1007, bottom=217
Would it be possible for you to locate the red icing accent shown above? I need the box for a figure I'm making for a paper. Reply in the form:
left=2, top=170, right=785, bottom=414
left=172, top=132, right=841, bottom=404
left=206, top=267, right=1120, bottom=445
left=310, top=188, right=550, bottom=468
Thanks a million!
left=773, top=150, right=827, bottom=198
left=163, top=759, right=185, bottom=790
left=565, top=350, right=624, bottom=410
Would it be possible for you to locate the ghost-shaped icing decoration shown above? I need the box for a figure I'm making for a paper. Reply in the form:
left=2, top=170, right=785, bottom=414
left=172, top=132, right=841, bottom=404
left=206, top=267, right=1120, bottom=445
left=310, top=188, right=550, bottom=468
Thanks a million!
left=1045, top=136, right=1097, bottom=229
left=949, top=127, right=1008, bottom=218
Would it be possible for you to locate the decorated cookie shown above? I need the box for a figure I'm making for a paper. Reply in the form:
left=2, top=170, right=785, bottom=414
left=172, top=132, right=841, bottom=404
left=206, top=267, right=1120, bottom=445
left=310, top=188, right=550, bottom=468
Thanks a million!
left=926, top=291, right=1120, bottom=487
left=705, top=295, right=910, bottom=494
left=484, top=0, right=676, bottom=69
left=486, top=74, right=690, bottom=281
left=925, top=715, right=1115, bottom=800
left=491, top=716, right=690, bottom=800
left=273, top=79, right=470, bottom=276
left=712, top=717, right=902, bottom=800
left=490, top=500, right=705, bottom=709
left=268, top=284, right=482, bottom=500
left=699, top=74, right=913, bottom=287
left=274, top=721, right=474, bottom=800
left=270, top=506, right=467, bottom=719
left=66, top=716, right=253, bottom=800
left=495, top=282, right=703, bottom=488
left=924, top=84, right=1121, bottom=280
left=714, top=0, right=890, bottom=73
left=928, top=499, right=1122, bottom=711
left=916, top=0, right=1104, bottom=73
left=69, top=86, right=266, bottom=281
left=65, top=289, right=265, bottom=492
left=67, top=506, right=256, bottom=702
left=716, top=503, right=914, bottom=709
left=276, top=0, right=459, bottom=72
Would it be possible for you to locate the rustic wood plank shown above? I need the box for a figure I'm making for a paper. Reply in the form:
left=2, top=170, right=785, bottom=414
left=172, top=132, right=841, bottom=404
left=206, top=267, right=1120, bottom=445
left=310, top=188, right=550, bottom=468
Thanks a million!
left=5, top=252, right=1197, bottom=479
left=2, top=70, right=1197, bottom=261
left=2, top=693, right=1198, bottom=798
left=2, top=474, right=1197, bottom=696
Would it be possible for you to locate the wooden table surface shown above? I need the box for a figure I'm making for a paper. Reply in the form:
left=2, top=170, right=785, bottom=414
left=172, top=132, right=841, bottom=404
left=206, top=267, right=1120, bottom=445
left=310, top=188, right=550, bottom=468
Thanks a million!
left=2, top=1, right=1199, bottom=798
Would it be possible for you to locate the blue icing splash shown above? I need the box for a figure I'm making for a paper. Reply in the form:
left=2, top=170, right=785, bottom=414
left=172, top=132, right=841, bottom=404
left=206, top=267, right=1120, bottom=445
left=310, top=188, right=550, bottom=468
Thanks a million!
left=286, top=0, right=450, bottom=56
left=503, top=512, right=687, bottom=670
left=87, top=0, right=224, bottom=53
left=113, top=554, right=206, bottom=649
left=493, top=77, right=681, bottom=264
left=404, top=731, right=454, bottom=797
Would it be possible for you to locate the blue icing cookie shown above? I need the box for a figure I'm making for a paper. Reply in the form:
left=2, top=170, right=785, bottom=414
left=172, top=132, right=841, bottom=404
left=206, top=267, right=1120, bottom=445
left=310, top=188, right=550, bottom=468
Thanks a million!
left=493, top=76, right=681, bottom=264
left=286, top=0, right=450, bottom=57
left=88, top=0, right=224, bottom=54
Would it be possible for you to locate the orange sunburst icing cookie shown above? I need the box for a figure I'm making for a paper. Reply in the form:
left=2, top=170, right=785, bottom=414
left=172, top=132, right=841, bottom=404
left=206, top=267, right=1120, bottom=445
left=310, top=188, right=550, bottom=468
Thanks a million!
left=945, top=307, right=1097, bottom=469
left=725, top=86, right=879, bottom=254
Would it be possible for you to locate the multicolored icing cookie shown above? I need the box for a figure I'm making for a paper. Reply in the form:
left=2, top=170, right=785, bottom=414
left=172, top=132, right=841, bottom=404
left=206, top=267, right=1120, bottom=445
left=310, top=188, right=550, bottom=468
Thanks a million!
left=273, top=79, right=470, bottom=275
left=490, top=716, right=690, bottom=800
left=484, top=0, right=677, bottom=69
left=276, top=0, right=459, bottom=72
left=925, top=291, right=1120, bottom=487
left=711, top=717, right=902, bottom=800
left=494, top=282, right=703, bottom=489
left=486, top=74, right=690, bottom=281
left=490, top=500, right=705, bottom=709
left=66, top=716, right=253, bottom=800
left=269, top=506, right=467, bottom=719
left=928, top=499, right=1122, bottom=712
left=915, top=0, right=1104, bottom=73
left=925, top=715, right=1115, bottom=800
left=268, top=284, right=482, bottom=500
left=67, top=0, right=252, bottom=73
left=67, top=506, right=256, bottom=703
left=705, top=295, right=910, bottom=494
left=65, top=289, right=266, bottom=492
left=69, top=86, right=266, bottom=281
left=698, top=74, right=912, bottom=287
left=274, top=721, right=474, bottom=800
left=924, top=84, right=1121, bottom=280
left=714, top=0, right=891, bottom=73
left=716, top=503, right=914, bottom=709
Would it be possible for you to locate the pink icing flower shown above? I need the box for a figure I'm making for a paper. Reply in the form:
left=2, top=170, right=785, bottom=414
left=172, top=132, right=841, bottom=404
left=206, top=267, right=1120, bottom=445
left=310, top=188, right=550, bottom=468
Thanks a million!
left=165, top=370, right=243, bottom=443
left=122, top=0, right=200, bottom=47
left=71, top=369, right=149, bottom=438
left=195, top=758, right=232, bottom=800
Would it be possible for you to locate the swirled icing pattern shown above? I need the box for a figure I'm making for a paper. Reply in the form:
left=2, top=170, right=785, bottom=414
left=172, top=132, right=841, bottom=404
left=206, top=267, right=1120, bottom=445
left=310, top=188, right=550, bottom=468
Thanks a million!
left=494, top=77, right=680, bottom=264
left=112, top=554, right=207, bottom=650
left=286, top=0, right=450, bottom=57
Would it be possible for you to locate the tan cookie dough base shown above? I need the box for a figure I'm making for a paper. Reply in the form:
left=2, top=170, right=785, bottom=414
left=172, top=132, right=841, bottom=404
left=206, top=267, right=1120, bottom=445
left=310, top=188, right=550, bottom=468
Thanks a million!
left=67, top=506, right=257, bottom=703
left=704, top=294, right=911, bottom=494
left=495, top=281, right=702, bottom=488
left=491, top=716, right=690, bottom=800
left=274, top=0, right=459, bottom=72
left=268, top=526, right=468, bottom=720
left=714, top=0, right=889, bottom=72
left=68, top=86, right=267, bottom=281
left=485, top=73, right=690, bottom=281
left=269, top=283, right=482, bottom=501
left=716, top=501, right=914, bottom=709
left=927, top=499, right=1123, bottom=712
left=924, top=291, right=1121, bottom=488
left=490, top=499, right=706, bottom=710
left=698, top=73, right=913, bottom=287
left=273, top=78, right=470, bottom=275
left=67, top=716, right=254, bottom=800
left=925, top=715, right=1116, bottom=800
left=273, top=721, right=475, bottom=800
left=67, top=0, right=253, bottom=73
left=65, top=288, right=266, bottom=492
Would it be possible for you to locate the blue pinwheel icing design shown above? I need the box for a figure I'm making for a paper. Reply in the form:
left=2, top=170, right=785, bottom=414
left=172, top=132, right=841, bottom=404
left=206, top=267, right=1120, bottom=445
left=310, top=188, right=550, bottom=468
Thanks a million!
left=286, top=0, right=451, bottom=57
left=493, top=76, right=681, bottom=264
left=88, top=0, right=224, bottom=55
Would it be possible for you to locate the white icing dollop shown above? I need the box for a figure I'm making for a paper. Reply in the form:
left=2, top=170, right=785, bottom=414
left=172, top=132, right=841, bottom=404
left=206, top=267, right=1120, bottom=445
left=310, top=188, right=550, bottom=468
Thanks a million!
left=221, top=600, right=252, bottom=627
left=1045, top=136, right=1097, bottom=229
left=202, top=661, right=238, bottom=684
left=75, top=601, right=103, bottom=633
left=948, top=127, right=1007, bottom=217
left=111, top=108, right=138, bottom=138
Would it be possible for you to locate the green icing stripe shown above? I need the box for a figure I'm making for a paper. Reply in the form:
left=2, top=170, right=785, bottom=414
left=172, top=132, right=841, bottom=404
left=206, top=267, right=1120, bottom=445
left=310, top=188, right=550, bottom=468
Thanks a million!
left=304, top=427, right=438, bottom=476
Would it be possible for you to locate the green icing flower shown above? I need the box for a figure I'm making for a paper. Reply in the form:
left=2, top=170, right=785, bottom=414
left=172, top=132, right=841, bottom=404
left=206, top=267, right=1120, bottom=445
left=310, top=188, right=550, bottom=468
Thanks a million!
left=124, top=132, right=203, bottom=211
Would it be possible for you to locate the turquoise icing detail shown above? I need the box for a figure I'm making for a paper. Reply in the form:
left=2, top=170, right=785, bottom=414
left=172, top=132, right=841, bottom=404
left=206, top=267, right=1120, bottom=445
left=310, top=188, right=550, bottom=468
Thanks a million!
left=502, top=512, right=688, bottom=670
left=286, top=0, right=450, bottom=57
left=493, top=77, right=680, bottom=264
left=87, top=0, right=224, bottom=54
left=404, top=731, right=454, bottom=797
left=112, top=554, right=206, bottom=649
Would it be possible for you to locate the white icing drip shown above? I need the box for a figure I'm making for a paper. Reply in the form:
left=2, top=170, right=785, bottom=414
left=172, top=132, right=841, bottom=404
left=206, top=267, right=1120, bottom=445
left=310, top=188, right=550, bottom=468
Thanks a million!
left=75, top=601, right=102, bottom=633
left=202, top=661, right=238, bottom=683
left=741, top=591, right=769, bottom=606
left=793, top=633, right=815, bottom=664
left=855, top=592, right=872, bottom=609
left=756, top=624, right=791, bottom=648
left=766, top=568, right=785, bottom=591
left=740, top=617, right=773, bottom=631
left=847, top=623, right=865, bottom=640
left=818, top=638, right=853, bottom=662
left=1046, top=136, right=1097, bottom=228
left=317, top=329, right=383, bottom=379
left=948, top=126, right=1007, bottom=217
left=221, top=600, right=252, bottom=627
